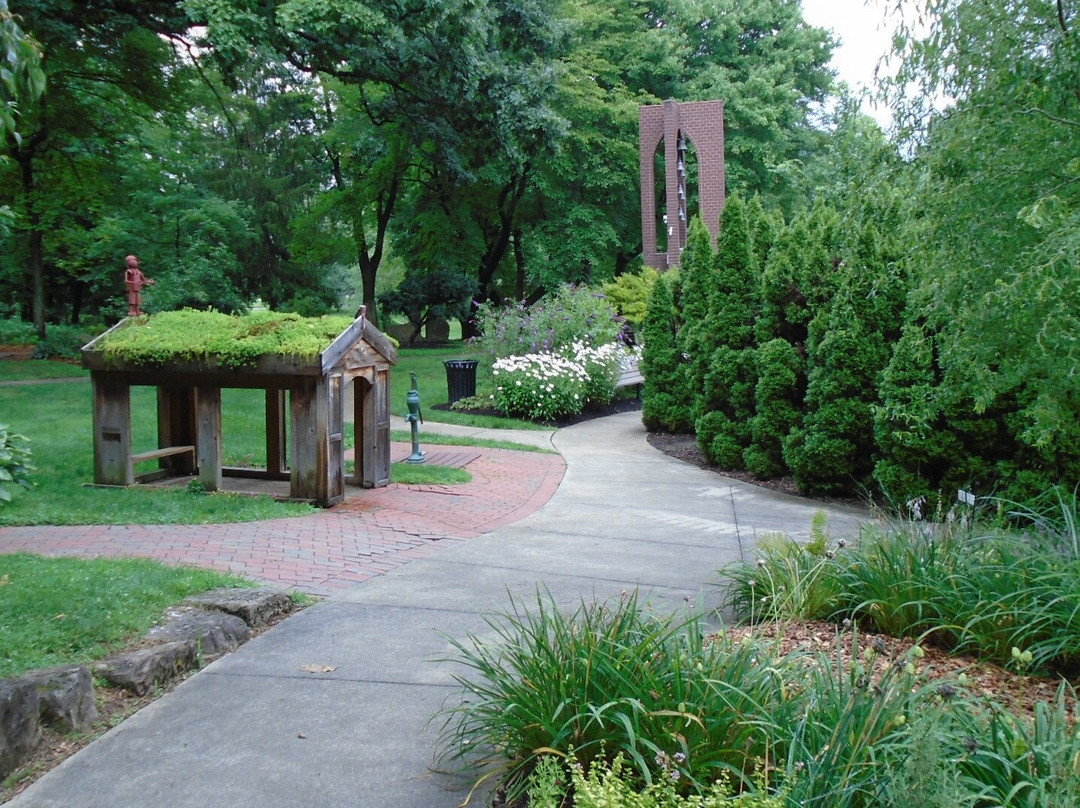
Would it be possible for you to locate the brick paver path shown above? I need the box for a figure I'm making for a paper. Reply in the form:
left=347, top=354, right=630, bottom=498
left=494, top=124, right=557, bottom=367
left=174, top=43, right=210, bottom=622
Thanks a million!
left=0, top=445, right=564, bottom=596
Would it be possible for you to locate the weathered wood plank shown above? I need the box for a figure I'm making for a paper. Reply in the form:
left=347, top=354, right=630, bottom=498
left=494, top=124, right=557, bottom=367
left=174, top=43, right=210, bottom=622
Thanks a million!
left=131, top=445, right=195, bottom=464
left=196, top=387, right=222, bottom=492
left=92, top=374, right=132, bottom=486
left=265, top=389, right=287, bottom=476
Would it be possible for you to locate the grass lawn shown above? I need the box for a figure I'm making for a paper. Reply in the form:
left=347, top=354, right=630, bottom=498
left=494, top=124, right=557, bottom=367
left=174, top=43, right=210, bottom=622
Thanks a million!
left=0, top=359, right=89, bottom=382
left=391, top=347, right=544, bottom=430
left=0, top=552, right=253, bottom=678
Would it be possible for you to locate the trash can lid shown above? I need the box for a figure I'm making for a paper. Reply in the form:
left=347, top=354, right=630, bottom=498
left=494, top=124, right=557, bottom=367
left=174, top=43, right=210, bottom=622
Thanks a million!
left=443, top=359, right=479, bottom=368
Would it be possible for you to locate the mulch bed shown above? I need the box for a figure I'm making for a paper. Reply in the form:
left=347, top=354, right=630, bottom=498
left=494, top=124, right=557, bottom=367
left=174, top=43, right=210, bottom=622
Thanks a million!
left=645, top=430, right=867, bottom=507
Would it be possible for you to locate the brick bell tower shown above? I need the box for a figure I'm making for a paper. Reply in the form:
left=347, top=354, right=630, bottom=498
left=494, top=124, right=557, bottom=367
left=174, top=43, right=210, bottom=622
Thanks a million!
left=639, top=99, right=726, bottom=269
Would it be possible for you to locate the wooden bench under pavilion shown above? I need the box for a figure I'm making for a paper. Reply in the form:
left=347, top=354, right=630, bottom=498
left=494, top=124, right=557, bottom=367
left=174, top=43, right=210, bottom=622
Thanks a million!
left=81, top=311, right=397, bottom=507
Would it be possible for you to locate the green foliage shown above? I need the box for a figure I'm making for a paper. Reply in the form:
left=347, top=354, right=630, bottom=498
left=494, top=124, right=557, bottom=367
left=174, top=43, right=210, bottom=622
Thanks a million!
left=881, top=0, right=1080, bottom=507
left=30, top=322, right=94, bottom=359
left=695, top=195, right=759, bottom=468
left=601, top=268, right=659, bottom=329
left=724, top=523, right=845, bottom=624
left=784, top=224, right=900, bottom=496
left=676, top=217, right=717, bottom=407
left=710, top=194, right=758, bottom=352
left=956, top=684, right=1080, bottom=808
left=492, top=352, right=590, bottom=421
left=490, top=342, right=624, bottom=421
left=439, top=590, right=804, bottom=800
left=528, top=754, right=787, bottom=808
left=0, top=552, right=251, bottom=678
left=728, top=516, right=1080, bottom=676
left=377, top=266, right=477, bottom=343
left=95, top=310, right=354, bottom=368
left=0, top=0, right=46, bottom=142
left=641, top=275, right=691, bottom=433
left=442, top=587, right=1068, bottom=807
left=0, top=422, right=33, bottom=503
left=744, top=339, right=800, bottom=479
left=473, top=284, right=620, bottom=360
left=0, top=317, right=37, bottom=345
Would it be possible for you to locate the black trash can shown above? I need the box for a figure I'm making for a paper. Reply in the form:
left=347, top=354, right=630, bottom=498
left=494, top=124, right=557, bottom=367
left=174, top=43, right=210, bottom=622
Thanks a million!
left=443, top=359, right=479, bottom=405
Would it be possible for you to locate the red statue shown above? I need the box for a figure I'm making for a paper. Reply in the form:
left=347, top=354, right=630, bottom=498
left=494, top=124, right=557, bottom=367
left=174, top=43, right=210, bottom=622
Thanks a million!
left=124, top=254, right=154, bottom=317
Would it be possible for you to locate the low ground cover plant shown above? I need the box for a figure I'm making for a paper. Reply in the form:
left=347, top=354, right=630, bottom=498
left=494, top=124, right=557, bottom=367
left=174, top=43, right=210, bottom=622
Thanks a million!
left=439, top=589, right=1080, bottom=808
left=94, top=309, right=354, bottom=367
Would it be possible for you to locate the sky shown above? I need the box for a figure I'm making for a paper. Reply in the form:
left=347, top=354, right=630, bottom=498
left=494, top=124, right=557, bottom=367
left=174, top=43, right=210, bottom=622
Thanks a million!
left=799, top=0, right=900, bottom=125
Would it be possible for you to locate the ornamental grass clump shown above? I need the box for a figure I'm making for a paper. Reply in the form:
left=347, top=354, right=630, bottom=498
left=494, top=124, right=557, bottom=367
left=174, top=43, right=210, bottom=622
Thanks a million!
left=727, top=512, right=1080, bottom=676
left=437, top=590, right=805, bottom=802
left=437, top=590, right=1001, bottom=807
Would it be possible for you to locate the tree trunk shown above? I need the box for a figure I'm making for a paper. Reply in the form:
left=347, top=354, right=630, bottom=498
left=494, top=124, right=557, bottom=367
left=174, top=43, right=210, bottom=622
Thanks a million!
left=513, top=227, right=526, bottom=301
left=18, top=154, right=45, bottom=339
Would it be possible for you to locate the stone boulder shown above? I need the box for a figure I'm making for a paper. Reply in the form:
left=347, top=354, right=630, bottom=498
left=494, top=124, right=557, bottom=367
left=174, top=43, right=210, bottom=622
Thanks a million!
left=95, top=641, right=198, bottom=696
left=425, top=317, right=450, bottom=342
left=184, top=588, right=294, bottom=628
left=0, top=678, right=42, bottom=779
left=383, top=322, right=417, bottom=346
left=23, top=665, right=98, bottom=733
left=147, top=608, right=250, bottom=660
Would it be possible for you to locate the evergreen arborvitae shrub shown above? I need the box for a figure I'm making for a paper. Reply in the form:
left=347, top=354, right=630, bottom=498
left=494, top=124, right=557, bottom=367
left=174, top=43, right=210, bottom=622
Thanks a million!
left=756, top=217, right=813, bottom=348
left=872, top=322, right=962, bottom=511
left=744, top=338, right=801, bottom=479
left=784, top=223, right=900, bottom=496
left=675, top=217, right=716, bottom=413
left=696, top=193, right=758, bottom=467
left=784, top=302, right=880, bottom=495
left=641, top=275, right=691, bottom=433
left=748, top=194, right=781, bottom=270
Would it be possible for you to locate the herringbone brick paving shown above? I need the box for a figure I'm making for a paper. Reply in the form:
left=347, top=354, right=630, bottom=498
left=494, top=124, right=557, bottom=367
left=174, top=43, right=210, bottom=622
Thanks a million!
left=0, top=444, right=565, bottom=596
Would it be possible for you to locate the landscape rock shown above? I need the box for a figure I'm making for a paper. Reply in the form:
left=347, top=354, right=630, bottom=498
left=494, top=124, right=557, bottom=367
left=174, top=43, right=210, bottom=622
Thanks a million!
left=95, top=641, right=198, bottom=696
left=22, top=665, right=99, bottom=733
left=425, top=317, right=450, bottom=342
left=184, top=588, right=294, bottom=628
left=0, top=678, right=42, bottom=780
left=147, top=608, right=250, bottom=659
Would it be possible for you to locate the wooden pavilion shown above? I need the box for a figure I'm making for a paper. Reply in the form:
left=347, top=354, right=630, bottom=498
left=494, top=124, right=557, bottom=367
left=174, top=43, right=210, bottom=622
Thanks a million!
left=81, top=311, right=397, bottom=507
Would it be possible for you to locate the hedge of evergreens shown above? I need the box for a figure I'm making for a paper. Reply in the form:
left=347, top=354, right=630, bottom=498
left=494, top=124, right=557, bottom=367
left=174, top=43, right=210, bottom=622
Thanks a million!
left=642, top=199, right=1078, bottom=508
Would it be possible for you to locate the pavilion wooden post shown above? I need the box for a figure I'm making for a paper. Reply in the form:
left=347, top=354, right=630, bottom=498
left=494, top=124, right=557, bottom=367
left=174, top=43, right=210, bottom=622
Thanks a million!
left=356, top=367, right=392, bottom=489
left=265, top=388, right=287, bottom=476
left=195, top=387, right=222, bottom=491
left=327, top=373, right=345, bottom=503
left=290, top=377, right=331, bottom=504
left=91, top=373, right=133, bottom=486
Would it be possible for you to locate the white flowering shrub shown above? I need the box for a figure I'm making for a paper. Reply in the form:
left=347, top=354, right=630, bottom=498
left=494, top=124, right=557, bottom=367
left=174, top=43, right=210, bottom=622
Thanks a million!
left=492, top=342, right=637, bottom=421
left=573, top=341, right=622, bottom=409
left=492, top=353, right=589, bottom=421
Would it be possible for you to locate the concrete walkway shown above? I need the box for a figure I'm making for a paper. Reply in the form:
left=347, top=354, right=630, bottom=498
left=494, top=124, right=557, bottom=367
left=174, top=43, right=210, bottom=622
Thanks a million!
left=5, top=412, right=868, bottom=808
